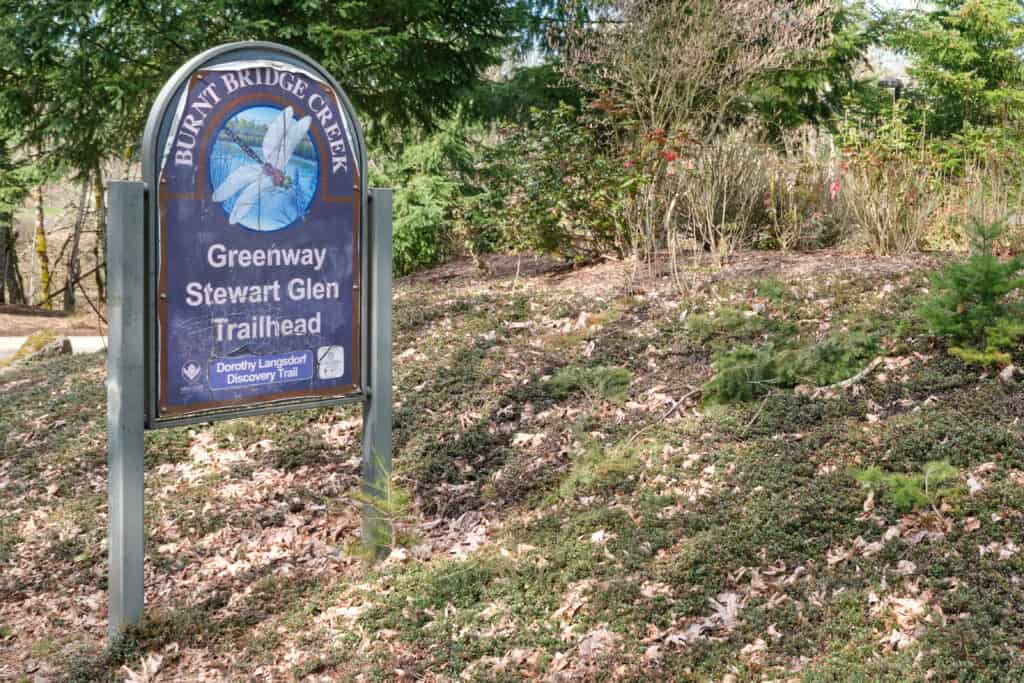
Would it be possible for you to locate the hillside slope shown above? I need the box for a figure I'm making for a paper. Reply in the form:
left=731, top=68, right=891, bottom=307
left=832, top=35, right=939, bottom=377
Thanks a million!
left=1, top=251, right=1022, bottom=681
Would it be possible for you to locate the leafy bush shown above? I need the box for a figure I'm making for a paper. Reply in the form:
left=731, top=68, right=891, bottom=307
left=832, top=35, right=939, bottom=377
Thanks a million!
left=491, top=103, right=633, bottom=261
left=703, top=344, right=798, bottom=404
left=661, top=129, right=851, bottom=257
left=920, top=218, right=1024, bottom=365
left=558, top=443, right=638, bottom=500
left=684, top=307, right=793, bottom=346
left=563, top=0, right=832, bottom=139
left=349, top=452, right=412, bottom=558
left=804, top=331, right=879, bottom=385
left=675, top=129, right=771, bottom=259
left=548, top=365, right=633, bottom=404
left=948, top=345, right=1011, bottom=368
left=753, top=278, right=790, bottom=302
left=370, top=128, right=479, bottom=276
left=854, top=460, right=959, bottom=513
left=762, top=136, right=847, bottom=250
left=886, top=0, right=1024, bottom=141
left=391, top=172, right=459, bottom=275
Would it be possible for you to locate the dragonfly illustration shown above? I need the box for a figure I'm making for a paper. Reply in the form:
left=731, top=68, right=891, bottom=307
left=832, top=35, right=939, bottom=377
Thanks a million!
left=212, top=106, right=313, bottom=228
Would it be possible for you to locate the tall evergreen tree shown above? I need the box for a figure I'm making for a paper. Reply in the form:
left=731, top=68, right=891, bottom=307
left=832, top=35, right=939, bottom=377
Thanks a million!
left=747, top=1, right=874, bottom=139
left=886, top=0, right=1024, bottom=138
left=0, top=0, right=527, bottom=177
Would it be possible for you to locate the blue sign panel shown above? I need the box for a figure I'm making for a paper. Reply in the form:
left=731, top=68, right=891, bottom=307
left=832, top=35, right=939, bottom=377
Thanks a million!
left=206, top=350, right=315, bottom=390
left=156, top=60, right=361, bottom=415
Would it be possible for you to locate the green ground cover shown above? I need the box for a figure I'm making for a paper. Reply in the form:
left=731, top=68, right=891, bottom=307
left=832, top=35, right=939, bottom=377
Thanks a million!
left=1, top=253, right=1022, bottom=681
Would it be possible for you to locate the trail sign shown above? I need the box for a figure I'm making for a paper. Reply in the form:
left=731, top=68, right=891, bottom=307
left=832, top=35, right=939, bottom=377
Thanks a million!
left=106, top=42, right=392, bottom=639
left=145, top=49, right=366, bottom=423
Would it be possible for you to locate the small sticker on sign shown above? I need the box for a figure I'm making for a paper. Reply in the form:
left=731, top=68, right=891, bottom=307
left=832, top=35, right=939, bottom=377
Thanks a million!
left=317, top=346, right=345, bottom=379
left=181, top=361, right=203, bottom=384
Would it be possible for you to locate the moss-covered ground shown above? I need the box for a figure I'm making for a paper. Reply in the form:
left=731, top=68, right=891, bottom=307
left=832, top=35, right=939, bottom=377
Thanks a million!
left=1, top=252, right=1022, bottom=681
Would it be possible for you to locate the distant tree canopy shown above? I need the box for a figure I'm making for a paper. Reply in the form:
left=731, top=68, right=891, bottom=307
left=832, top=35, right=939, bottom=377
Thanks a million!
left=0, top=0, right=530, bottom=175
left=886, top=0, right=1024, bottom=138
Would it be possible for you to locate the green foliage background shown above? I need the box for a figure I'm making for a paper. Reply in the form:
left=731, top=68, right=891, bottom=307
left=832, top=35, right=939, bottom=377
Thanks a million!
left=5, top=0, right=1024, bottom=297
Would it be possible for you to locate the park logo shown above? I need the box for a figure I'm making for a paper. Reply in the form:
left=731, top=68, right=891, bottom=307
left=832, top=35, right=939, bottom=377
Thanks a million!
left=181, top=360, right=203, bottom=384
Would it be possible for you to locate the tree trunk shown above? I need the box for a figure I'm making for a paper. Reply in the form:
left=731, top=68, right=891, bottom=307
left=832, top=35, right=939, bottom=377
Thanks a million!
left=63, top=178, right=89, bottom=312
left=93, top=168, right=105, bottom=302
left=34, top=185, right=52, bottom=309
left=0, top=205, right=25, bottom=304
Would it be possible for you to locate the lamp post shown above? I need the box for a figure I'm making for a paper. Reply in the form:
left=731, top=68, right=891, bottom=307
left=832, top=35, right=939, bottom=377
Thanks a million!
left=879, top=77, right=904, bottom=103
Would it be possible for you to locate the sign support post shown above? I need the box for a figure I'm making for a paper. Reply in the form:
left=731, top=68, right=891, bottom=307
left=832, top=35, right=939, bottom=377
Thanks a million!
left=106, top=181, right=147, bottom=638
left=362, top=188, right=393, bottom=556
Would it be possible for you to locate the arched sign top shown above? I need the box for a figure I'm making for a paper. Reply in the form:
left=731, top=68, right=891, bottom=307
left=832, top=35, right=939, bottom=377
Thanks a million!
left=142, top=41, right=367, bottom=196
left=142, top=42, right=370, bottom=425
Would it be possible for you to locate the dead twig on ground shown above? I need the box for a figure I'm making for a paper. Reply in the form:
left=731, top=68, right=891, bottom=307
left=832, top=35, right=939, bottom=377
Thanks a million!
left=812, top=356, right=884, bottom=398
left=741, top=394, right=771, bottom=436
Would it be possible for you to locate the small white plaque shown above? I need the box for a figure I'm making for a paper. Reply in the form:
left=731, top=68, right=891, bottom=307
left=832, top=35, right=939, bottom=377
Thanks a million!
left=317, top=345, right=345, bottom=379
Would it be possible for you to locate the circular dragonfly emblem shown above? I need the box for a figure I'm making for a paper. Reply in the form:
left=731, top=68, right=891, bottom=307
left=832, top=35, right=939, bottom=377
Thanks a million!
left=209, top=105, right=319, bottom=232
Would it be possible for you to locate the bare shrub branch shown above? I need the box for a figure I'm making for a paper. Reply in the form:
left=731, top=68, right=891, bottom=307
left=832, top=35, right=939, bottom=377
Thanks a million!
left=566, top=0, right=836, bottom=137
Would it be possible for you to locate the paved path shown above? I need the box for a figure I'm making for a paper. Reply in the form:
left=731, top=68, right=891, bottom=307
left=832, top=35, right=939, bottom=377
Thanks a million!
left=0, top=336, right=107, bottom=363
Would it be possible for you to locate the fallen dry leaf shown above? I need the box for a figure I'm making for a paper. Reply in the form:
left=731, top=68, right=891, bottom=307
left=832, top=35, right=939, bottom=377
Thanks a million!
left=123, top=654, right=163, bottom=683
left=577, top=626, right=620, bottom=660
left=896, top=560, right=916, bottom=576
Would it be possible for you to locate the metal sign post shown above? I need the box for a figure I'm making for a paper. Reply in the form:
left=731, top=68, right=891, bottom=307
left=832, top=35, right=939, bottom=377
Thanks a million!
left=106, top=181, right=147, bottom=637
left=105, top=41, right=392, bottom=640
left=362, top=188, right=393, bottom=553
